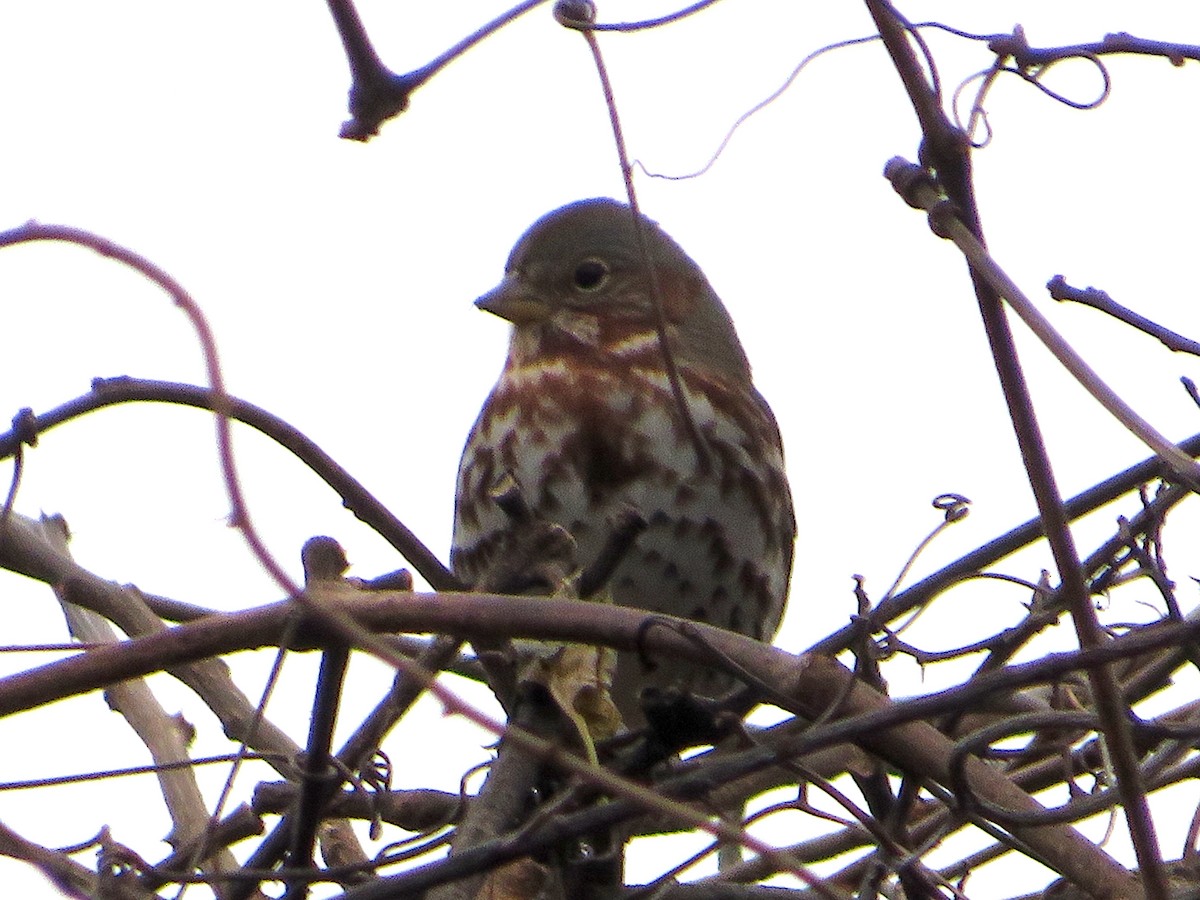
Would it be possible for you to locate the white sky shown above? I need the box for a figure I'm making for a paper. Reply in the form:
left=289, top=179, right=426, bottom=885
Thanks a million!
left=2, top=2, right=1200, bottom=897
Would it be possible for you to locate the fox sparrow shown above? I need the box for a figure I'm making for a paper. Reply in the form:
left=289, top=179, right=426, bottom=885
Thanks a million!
left=451, top=198, right=795, bottom=723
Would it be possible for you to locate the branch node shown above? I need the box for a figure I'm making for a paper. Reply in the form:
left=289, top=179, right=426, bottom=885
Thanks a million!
left=883, top=156, right=940, bottom=212
left=554, top=0, right=597, bottom=29
left=10, top=407, right=38, bottom=449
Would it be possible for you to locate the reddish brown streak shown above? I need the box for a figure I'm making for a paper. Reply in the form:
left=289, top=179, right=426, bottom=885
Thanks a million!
left=456, top=351, right=793, bottom=626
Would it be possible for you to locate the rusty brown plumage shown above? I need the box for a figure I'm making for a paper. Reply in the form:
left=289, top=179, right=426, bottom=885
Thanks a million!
left=452, top=198, right=795, bottom=723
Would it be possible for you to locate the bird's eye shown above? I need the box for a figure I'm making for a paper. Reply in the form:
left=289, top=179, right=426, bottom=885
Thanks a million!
left=572, top=258, right=609, bottom=292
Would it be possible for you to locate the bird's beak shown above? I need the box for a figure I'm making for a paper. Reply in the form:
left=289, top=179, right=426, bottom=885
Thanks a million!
left=474, top=276, right=552, bottom=325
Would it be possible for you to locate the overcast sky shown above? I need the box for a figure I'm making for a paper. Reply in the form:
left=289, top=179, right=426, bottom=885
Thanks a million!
left=2, top=2, right=1200, bottom=896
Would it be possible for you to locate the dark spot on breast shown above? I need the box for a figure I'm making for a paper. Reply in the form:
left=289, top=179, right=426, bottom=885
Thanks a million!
left=576, top=423, right=641, bottom=504
left=699, top=519, right=735, bottom=575
left=672, top=519, right=694, bottom=539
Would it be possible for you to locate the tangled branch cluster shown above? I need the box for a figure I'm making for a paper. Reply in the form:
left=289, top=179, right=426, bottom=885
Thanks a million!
left=2, top=2, right=1200, bottom=899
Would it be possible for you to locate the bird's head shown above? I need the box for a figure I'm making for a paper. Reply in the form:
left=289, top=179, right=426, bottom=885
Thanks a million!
left=475, top=198, right=751, bottom=384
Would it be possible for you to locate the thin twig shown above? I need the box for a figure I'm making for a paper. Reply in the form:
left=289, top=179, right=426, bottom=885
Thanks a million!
left=885, top=162, right=1200, bottom=493
left=558, top=1, right=715, bottom=472
left=327, top=0, right=550, bottom=140
left=0, top=376, right=458, bottom=591
left=1049, top=274, right=1200, bottom=356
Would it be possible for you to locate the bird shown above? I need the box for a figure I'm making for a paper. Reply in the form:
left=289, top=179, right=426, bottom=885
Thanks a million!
left=451, top=197, right=795, bottom=725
